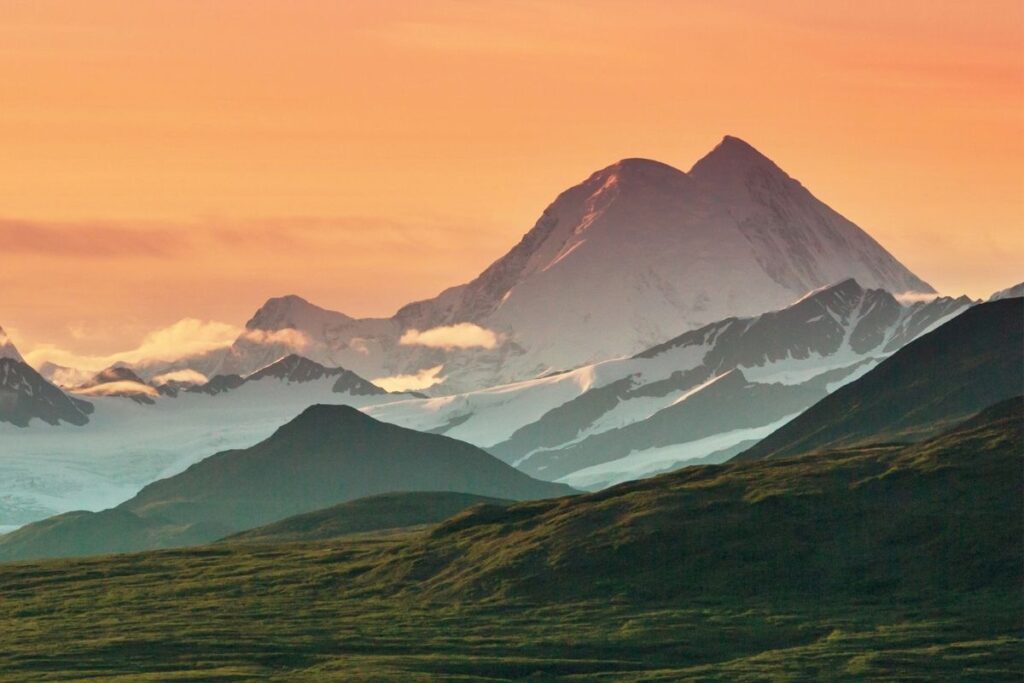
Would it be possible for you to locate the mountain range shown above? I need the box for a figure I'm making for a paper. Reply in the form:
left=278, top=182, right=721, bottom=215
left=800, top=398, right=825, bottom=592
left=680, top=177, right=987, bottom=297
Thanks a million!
left=368, top=279, right=972, bottom=488
left=139, top=136, right=935, bottom=394
left=0, top=352, right=418, bottom=526
left=0, top=137, right=1014, bottom=539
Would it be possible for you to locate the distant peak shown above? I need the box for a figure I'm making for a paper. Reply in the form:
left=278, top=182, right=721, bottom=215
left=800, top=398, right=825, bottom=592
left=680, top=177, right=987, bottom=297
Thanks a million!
left=246, top=294, right=352, bottom=331
left=688, top=135, right=788, bottom=182
left=274, top=403, right=378, bottom=437
left=247, top=353, right=333, bottom=382
left=609, top=157, right=682, bottom=173
left=589, top=157, right=687, bottom=187
left=791, top=278, right=865, bottom=306
left=254, top=294, right=316, bottom=314
left=0, top=325, right=23, bottom=363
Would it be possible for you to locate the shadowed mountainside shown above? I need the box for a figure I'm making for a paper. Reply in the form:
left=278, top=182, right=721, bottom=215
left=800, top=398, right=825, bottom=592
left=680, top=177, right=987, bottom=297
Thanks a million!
left=734, top=297, right=1023, bottom=462
left=357, top=397, right=1022, bottom=602
left=0, top=406, right=573, bottom=561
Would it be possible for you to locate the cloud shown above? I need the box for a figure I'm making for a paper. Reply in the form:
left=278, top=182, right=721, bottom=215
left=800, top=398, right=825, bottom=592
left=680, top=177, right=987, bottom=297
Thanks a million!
left=399, top=323, right=500, bottom=350
left=895, top=291, right=943, bottom=304
left=0, top=219, right=180, bottom=257
left=240, top=328, right=313, bottom=350
left=151, top=369, right=209, bottom=385
left=72, top=381, right=159, bottom=398
left=24, top=319, right=242, bottom=372
left=372, top=365, right=445, bottom=393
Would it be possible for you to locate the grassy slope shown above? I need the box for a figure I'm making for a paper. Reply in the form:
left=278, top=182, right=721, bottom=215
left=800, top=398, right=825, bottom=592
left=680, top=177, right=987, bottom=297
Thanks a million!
left=0, top=541, right=1018, bottom=681
left=222, top=491, right=513, bottom=544
left=0, top=400, right=1019, bottom=680
left=362, top=397, right=1022, bottom=602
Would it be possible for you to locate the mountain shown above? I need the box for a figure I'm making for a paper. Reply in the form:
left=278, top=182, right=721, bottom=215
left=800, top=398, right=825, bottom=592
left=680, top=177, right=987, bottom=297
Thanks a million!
left=367, top=279, right=972, bottom=488
left=124, top=404, right=574, bottom=531
left=223, top=491, right=512, bottom=544
left=1, top=399, right=1018, bottom=680
left=78, top=366, right=148, bottom=388
left=989, top=281, right=1023, bottom=301
left=0, top=355, right=417, bottom=528
left=36, top=361, right=91, bottom=388
left=360, top=396, right=1022, bottom=601
left=191, top=354, right=389, bottom=398
left=0, top=330, right=93, bottom=427
left=71, top=365, right=159, bottom=404
left=0, top=326, right=23, bottom=363
left=735, top=297, right=1023, bottom=461
left=184, top=136, right=933, bottom=393
left=0, top=405, right=573, bottom=560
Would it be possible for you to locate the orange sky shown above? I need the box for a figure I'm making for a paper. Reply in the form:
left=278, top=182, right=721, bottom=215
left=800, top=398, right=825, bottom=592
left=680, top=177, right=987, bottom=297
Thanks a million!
left=2, top=0, right=1022, bottom=364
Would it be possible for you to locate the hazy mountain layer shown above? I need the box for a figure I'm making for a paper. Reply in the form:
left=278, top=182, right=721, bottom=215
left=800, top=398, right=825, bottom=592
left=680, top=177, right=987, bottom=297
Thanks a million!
left=0, top=406, right=572, bottom=561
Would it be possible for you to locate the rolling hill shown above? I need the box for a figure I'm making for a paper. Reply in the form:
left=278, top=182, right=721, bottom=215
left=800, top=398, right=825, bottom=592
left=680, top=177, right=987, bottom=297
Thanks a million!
left=0, top=405, right=573, bottom=561
left=222, top=491, right=512, bottom=544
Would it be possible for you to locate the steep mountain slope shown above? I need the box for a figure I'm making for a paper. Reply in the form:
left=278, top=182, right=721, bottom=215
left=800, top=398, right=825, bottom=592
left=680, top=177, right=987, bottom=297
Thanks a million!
left=184, top=136, right=933, bottom=393
left=367, top=280, right=971, bottom=487
left=0, top=329, right=93, bottom=428
left=735, top=297, right=1023, bottom=461
left=0, top=406, right=573, bottom=560
left=223, top=491, right=512, bottom=544
left=989, top=281, right=1023, bottom=301
left=0, top=326, right=23, bottom=362
left=360, top=397, right=1022, bottom=601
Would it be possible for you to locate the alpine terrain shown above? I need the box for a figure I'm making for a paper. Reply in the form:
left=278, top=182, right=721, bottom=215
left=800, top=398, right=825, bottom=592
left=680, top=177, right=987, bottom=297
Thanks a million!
left=157, top=136, right=935, bottom=394
left=366, top=280, right=972, bottom=488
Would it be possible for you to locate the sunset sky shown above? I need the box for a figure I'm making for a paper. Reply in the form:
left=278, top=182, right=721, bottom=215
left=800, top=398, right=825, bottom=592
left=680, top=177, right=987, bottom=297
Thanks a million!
left=2, top=0, right=1022, bottom=368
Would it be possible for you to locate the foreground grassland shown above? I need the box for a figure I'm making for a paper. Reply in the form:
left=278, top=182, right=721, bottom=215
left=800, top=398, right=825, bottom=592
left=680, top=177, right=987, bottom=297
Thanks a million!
left=2, top=400, right=1020, bottom=680
left=0, top=536, right=1019, bottom=681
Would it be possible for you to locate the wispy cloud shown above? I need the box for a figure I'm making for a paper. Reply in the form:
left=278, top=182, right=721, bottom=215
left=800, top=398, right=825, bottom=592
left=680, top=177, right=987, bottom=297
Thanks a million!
left=373, top=365, right=445, bottom=392
left=151, top=369, right=209, bottom=385
left=0, top=220, right=180, bottom=257
left=400, top=323, right=499, bottom=350
left=240, top=328, right=312, bottom=350
left=24, top=318, right=242, bottom=372
left=0, top=215, right=503, bottom=259
left=895, top=291, right=942, bottom=304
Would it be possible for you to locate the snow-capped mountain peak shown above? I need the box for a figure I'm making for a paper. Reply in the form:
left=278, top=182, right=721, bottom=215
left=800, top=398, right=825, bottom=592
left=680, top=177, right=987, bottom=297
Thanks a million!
left=988, top=282, right=1023, bottom=301
left=246, top=294, right=354, bottom=332
left=688, top=134, right=785, bottom=184
left=0, top=326, right=24, bottom=363
left=154, top=136, right=937, bottom=393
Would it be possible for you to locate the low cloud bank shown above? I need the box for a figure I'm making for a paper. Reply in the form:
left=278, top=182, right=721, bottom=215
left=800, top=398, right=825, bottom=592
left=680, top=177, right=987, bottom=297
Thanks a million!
left=895, top=291, right=942, bottom=304
left=373, top=365, right=445, bottom=392
left=240, top=328, right=312, bottom=350
left=24, top=319, right=242, bottom=372
left=400, top=323, right=499, bottom=350
left=73, top=380, right=159, bottom=398
left=151, top=369, right=209, bottom=385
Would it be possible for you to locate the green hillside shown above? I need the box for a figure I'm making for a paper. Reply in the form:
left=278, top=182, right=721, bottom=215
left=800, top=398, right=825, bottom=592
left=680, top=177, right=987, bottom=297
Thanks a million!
left=223, top=491, right=512, bottom=544
left=0, top=399, right=1019, bottom=680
